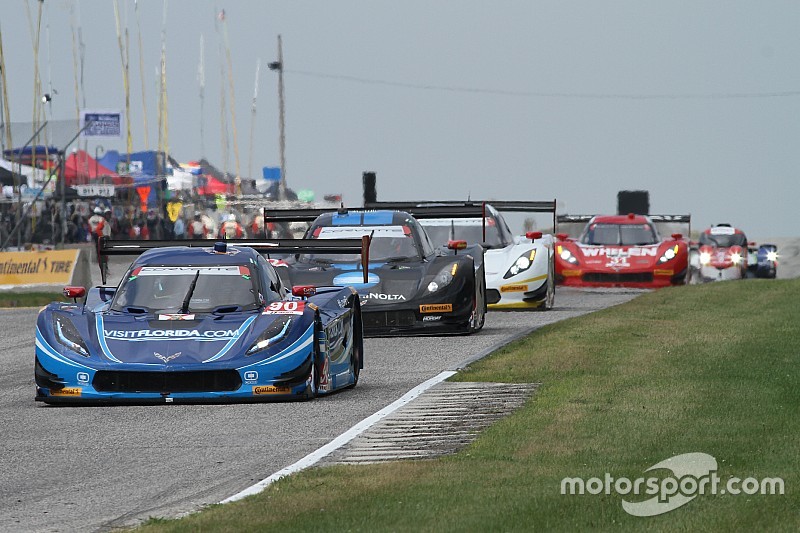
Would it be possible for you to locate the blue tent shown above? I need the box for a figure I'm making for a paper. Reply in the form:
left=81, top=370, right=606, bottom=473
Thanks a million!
left=98, top=150, right=122, bottom=174
left=4, top=145, right=61, bottom=157
left=98, top=151, right=168, bottom=207
left=99, top=150, right=168, bottom=177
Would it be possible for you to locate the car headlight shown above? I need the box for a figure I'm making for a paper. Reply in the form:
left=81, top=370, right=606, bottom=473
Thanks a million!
left=504, top=250, right=536, bottom=279
left=731, top=252, right=743, bottom=265
left=52, top=314, right=89, bottom=357
left=557, top=245, right=578, bottom=264
left=246, top=316, right=293, bottom=356
left=658, top=245, right=679, bottom=264
left=699, top=252, right=711, bottom=265
left=766, top=250, right=779, bottom=262
left=427, top=263, right=457, bottom=293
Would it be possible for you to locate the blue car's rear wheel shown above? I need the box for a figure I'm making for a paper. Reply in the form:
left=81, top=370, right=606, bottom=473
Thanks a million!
left=348, top=306, right=363, bottom=388
left=305, top=332, right=321, bottom=400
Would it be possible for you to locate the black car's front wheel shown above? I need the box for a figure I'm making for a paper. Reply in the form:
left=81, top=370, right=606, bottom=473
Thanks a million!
left=469, top=273, right=487, bottom=333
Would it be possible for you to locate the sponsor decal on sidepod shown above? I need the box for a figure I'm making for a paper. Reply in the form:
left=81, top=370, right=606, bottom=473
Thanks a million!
left=253, top=385, right=291, bottom=395
left=367, top=293, right=406, bottom=301
left=420, top=304, right=453, bottom=313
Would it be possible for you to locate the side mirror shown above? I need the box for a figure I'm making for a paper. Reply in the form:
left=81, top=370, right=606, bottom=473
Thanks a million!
left=671, top=233, right=683, bottom=240
left=291, top=285, right=316, bottom=298
left=526, top=231, right=543, bottom=241
left=556, top=233, right=569, bottom=241
left=63, top=286, right=86, bottom=303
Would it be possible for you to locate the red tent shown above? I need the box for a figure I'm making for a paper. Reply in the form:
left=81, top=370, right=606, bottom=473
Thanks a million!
left=198, top=175, right=232, bottom=195
left=64, top=150, right=123, bottom=185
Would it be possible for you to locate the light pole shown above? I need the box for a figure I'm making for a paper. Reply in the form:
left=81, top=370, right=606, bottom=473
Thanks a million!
left=95, top=144, right=105, bottom=183
left=268, top=35, right=287, bottom=200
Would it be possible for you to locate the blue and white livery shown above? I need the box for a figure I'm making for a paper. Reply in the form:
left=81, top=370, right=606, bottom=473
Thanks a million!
left=35, top=240, right=366, bottom=404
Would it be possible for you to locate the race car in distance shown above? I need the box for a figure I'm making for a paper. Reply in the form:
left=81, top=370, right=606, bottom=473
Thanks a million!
left=364, top=200, right=556, bottom=310
left=554, top=213, right=690, bottom=288
left=35, top=238, right=367, bottom=404
left=263, top=208, right=487, bottom=336
left=692, top=224, right=778, bottom=281
left=747, top=243, right=778, bottom=279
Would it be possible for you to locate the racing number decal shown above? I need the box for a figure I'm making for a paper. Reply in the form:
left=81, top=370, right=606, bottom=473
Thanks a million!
left=605, top=255, right=631, bottom=269
left=263, top=301, right=306, bottom=315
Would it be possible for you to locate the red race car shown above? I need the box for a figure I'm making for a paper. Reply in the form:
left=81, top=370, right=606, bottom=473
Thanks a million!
left=554, top=213, right=690, bottom=288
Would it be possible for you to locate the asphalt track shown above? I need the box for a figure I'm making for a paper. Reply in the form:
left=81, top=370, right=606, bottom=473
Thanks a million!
left=4, top=243, right=798, bottom=533
left=0, top=283, right=638, bottom=533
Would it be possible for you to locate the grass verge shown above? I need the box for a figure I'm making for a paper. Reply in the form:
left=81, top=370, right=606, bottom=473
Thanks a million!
left=0, top=292, right=65, bottom=308
left=137, top=279, right=799, bottom=532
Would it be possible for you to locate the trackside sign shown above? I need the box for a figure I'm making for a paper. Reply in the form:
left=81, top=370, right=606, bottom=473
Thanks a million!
left=0, top=250, right=79, bottom=286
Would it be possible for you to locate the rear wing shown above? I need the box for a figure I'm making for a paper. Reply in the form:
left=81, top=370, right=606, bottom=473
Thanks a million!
left=261, top=204, right=490, bottom=222
left=363, top=202, right=486, bottom=219
left=648, top=215, right=691, bottom=241
left=556, top=215, right=593, bottom=239
left=97, top=236, right=372, bottom=285
left=261, top=207, right=346, bottom=224
left=364, top=200, right=557, bottom=240
left=555, top=214, right=691, bottom=240
left=365, top=199, right=555, bottom=214
left=363, top=202, right=490, bottom=242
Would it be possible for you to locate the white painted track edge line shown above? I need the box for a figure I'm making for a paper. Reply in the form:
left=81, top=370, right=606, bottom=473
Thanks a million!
left=219, top=370, right=457, bottom=504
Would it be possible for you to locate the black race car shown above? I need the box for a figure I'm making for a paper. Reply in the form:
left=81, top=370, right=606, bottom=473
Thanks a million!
left=263, top=208, right=487, bottom=336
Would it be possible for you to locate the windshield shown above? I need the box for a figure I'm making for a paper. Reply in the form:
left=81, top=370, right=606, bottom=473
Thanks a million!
left=421, top=218, right=507, bottom=248
left=699, top=231, right=747, bottom=248
left=581, top=223, right=658, bottom=245
left=111, top=265, right=259, bottom=313
left=304, top=224, right=421, bottom=262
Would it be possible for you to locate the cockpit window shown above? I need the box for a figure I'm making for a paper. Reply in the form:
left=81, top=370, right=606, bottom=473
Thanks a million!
left=699, top=231, right=747, bottom=248
left=305, top=224, right=421, bottom=262
left=581, top=223, right=658, bottom=246
left=421, top=217, right=511, bottom=248
left=111, top=265, right=259, bottom=313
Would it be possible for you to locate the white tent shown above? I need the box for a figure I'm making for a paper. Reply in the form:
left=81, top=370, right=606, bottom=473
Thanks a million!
left=166, top=163, right=198, bottom=191
left=0, top=157, right=49, bottom=188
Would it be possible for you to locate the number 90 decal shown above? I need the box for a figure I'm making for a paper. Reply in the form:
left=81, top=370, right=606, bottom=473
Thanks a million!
left=263, top=301, right=306, bottom=315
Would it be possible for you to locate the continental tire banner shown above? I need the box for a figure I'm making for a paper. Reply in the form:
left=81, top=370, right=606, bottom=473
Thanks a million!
left=0, top=250, right=80, bottom=286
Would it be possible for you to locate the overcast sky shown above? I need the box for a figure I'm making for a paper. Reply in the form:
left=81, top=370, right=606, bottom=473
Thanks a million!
left=2, top=1, right=799, bottom=238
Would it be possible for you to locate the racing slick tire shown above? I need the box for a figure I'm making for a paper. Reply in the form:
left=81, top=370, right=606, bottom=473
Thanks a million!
left=348, top=305, right=363, bottom=388
left=470, top=271, right=487, bottom=333
left=304, top=330, right=321, bottom=400
left=544, top=257, right=555, bottom=310
left=536, top=256, right=556, bottom=311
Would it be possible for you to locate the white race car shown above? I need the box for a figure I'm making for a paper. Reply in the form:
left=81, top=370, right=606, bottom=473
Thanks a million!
left=694, top=224, right=749, bottom=282
left=365, top=201, right=556, bottom=310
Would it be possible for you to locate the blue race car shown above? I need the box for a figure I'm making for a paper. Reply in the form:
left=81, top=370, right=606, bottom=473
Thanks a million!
left=35, top=238, right=368, bottom=404
left=747, top=243, right=779, bottom=279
